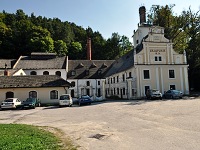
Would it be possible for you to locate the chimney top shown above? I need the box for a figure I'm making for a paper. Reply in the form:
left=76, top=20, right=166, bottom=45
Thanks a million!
left=87, top=38, right=92, bottom=60
left=139, top=6, right=146, bottom=25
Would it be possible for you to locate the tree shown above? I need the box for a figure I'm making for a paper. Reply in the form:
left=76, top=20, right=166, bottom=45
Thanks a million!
left=54, top=40, right=68, bottom=56
left=29, top=26, right=54, bottom=53
left=68, top=42, right=83, bottom=59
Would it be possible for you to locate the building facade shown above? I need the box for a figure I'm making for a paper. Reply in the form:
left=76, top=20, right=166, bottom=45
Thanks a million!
left=104, top=6, right=189, bottom=99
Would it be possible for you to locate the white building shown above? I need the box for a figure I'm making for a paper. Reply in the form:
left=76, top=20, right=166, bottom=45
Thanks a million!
left=104, top=6, right=189, bottom=99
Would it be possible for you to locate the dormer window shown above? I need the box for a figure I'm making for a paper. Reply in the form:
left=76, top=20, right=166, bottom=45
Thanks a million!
left=71, top=70, right=76, bottom=76
left=97, top=69, right=102, bottom=75
left=85, top=69, right=89, bottom=76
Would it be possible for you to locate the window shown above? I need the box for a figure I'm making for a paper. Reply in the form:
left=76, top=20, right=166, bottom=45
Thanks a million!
left=170, top=85, right=176, bottom=90
left=71, top=70, right=76, bottom=76
left=71, top=81, right=75, bottom=87
left=86, top=81, right=90, bottom=86
left=85, top=69, right=89, bottom=76
left=114, top=88, right=116, bottom=95
left=169, top=70, right=175, bottom=78
left=113, top=77, right=115, bottom=83
left=98, top=81, right=100, bottom=85
left=122, top=74, right=125, bottom=81
left=56, top=71, right=61, bottom=76
left=97, top=69, right=102, bottom=75
left=6, top=91, right=14, bottom=99
left=143, top=70, right=150, bottom=79
left=50, top=90, right=58, bottom=99
left=30, top=71, right=37, bottom=75
left=123, top=88, right=126, bottom=95
left=29, top=91, right=37, bottom=98
left=43, top=71, right=49, bottom=75
left=117, top=88, right=119, bottom=95
left=117, top=76, right=119, bottom=82
left=111, top=78, right=112, bottom=84
left=155, top=56, right=162, bottom=61
left=129, top=72, right=132, bottom=78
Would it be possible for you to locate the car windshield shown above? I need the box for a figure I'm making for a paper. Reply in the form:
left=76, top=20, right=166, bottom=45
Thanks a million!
left=152, top=90, right=159, bottom=93
left=60, top=95, right=70, bottom=100
left=4, top=99, right=13, bottom=102
left=26, top=98, right=36, bottom=102
left=173, top=90, right=180, bottom=94
left=81, top=95, right=90, bottom=98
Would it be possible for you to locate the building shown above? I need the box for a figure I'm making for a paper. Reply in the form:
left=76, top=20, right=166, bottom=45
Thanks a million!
left=0, top=75, right=71, bottom=104
left=104, top=6, right=189, bottom=99
left=13, top=52, right=67, bottom=80
left=67, top=38, right=114, bottom=100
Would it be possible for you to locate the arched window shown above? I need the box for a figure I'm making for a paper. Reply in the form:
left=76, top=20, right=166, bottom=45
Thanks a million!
left=86, top=81, right=90, bottom=86
left=71, top=81, right=75, bottom=87
left=6, top=91, right=14, bottom=99
left=43, top=71, right=49, bottom=75
left=55, top=71, right=61, bottom=76
left=29, top=91, right=37, bottom=98
left=50, top=90, right=58, bottom=99
left=30, top=71, right=37, bottom=75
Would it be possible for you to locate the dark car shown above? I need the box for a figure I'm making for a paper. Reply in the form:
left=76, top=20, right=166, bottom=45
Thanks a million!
left=78, top=95, right=92, bottom=106
left=22, top=98, right=40, bottom=109
left=163, top=90, right=183, bottom=99
left=146, top=89, right=162, bottom=100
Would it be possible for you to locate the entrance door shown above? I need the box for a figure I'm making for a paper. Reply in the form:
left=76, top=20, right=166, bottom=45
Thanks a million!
left=144, top=86, right=150, bottom=95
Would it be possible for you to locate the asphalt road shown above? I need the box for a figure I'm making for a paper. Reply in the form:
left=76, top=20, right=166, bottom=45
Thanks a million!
left=1, top=97, right=200, bottom=150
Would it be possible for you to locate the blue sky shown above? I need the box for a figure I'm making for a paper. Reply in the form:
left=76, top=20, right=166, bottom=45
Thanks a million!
left=0, top=0, right=199, bottom=42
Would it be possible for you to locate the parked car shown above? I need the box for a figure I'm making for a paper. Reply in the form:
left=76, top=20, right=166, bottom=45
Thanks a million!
left=1, top=98, right=22, bottom=110
left=146, top=89, right=162, bottom=100
left=59, top=94, right=73, bottom=107
left=163, top=90, right=183, bottom=99
left=22, top=98, right=40, bottom=109
left=78, top=95, right=92, bottom=106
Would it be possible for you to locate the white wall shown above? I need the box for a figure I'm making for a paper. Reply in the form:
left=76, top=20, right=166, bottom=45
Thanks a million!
left=0, top=87, right=68, bottom=104
left=24, top=69, right=67, bottom=80
left=68, top=79, right=103, bottom=100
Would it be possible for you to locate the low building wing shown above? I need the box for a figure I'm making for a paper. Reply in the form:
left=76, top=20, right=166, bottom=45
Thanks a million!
left=0, top=75, right=71, bottom=88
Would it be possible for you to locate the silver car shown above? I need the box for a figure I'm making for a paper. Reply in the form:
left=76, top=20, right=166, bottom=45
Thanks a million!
left=163, top=90, right=183, bottom=99
left=59, top=94, right=73, bottom=107
left=1, top=98, right=22, bottom=110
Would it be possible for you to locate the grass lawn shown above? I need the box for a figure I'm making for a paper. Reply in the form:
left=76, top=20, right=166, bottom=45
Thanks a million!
left=0, top=124, right=77, bottom=150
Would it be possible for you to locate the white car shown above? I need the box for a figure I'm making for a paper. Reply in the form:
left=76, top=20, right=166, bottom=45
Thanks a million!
left=59, top=94, right=73, bottom=107
left=1, top=98, right=22, bottom=110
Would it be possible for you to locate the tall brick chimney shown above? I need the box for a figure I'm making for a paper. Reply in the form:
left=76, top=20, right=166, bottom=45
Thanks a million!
left=139, top=6, right=146, bottom=25
left=87, top=38, right=92, bottom=60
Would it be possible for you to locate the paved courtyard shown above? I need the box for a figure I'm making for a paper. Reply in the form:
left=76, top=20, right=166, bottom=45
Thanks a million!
left=1, top=97, right=200, bottom=150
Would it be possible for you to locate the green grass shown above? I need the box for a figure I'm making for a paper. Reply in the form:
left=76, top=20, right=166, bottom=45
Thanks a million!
left=0, top=124, right=77, bottom=150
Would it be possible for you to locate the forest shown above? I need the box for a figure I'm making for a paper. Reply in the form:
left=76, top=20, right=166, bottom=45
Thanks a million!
left=0, top=9, right=132, bottom=60
left=0, top=5, right=200, bottom=90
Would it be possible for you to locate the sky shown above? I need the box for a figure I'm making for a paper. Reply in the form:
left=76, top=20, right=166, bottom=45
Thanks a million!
left=0, top=0, right=199, bottom=43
